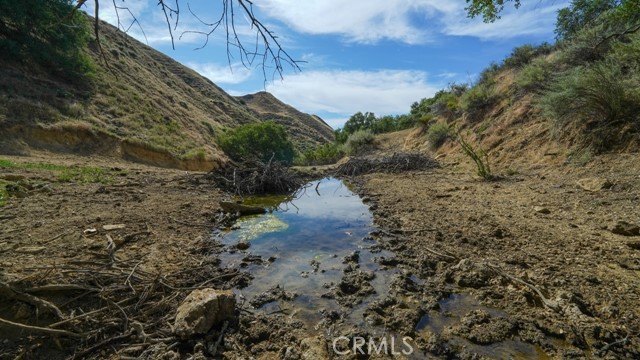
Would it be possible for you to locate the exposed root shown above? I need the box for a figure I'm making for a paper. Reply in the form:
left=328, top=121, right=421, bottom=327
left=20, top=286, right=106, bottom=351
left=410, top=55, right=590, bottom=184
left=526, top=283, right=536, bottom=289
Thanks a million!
left=0, top=281, right=66, bottom=319
left=0, top=316, right=86, bottom=338
left=487, top=264, right=561, bottom=312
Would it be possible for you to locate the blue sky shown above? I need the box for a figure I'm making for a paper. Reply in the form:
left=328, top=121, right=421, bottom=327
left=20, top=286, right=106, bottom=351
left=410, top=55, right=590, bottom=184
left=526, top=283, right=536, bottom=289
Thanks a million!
left=83, top=1, right=568, bottom=129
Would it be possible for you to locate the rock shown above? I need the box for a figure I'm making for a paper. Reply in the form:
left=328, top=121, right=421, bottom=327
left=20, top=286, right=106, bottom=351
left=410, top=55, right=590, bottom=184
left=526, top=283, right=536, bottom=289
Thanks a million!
left=343, top=251, right=360, bottom=264
left=174, top=289, right=235, bottom=339
left=219, top=201, right=266, bottom=216
left=611, top=221, right=640, bottom=237
left=103, top=224, right=126, bottom=231
left=300, top=336, right=330, bottom=360
left=576, top=177, right=612, bottom=192
left=533, top=206, right=551, bottom=214
left=235, top=240, right=250, bottom=250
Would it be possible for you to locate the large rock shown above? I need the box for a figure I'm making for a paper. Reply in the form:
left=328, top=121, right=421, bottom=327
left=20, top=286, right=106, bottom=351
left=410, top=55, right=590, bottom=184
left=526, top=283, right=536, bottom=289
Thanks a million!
left=174, top=289, right=236, bottom=339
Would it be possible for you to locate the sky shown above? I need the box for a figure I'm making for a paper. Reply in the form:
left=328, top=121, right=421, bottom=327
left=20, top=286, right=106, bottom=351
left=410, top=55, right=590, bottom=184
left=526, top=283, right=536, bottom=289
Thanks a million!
left=82, top=0, right=568, bottom=129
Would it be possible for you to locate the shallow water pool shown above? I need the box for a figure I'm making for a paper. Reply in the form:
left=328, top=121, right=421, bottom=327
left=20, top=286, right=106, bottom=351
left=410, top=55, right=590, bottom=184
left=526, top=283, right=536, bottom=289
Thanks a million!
left=219, top=177, right=394, bottom=328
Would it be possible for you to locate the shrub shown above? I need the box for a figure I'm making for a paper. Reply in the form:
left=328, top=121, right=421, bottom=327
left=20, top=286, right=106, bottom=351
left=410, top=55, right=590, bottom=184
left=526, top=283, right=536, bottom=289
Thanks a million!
left=609, top=32, right=640, bottom=70
left=502, top=43, right=554, bottom=69
left=557, top=24, right=611, bottom=66
left=461, top=83, right=498, bottom=123
left=218, top=121, right=296, bottom=164
left=426, top=123, right=451, bottom=149
left=342, top=129, right=375, bottom=156
left=514, top=57, right=554, bottom=95
left=456, top=130, right=493, bottom=180
left=539, top=60, right=640, bottom=151
left=298, top=143, right=344, bottom=165
left=431, top=91, right=462, bottom=122
left=478, top=62, right=500, bottom=86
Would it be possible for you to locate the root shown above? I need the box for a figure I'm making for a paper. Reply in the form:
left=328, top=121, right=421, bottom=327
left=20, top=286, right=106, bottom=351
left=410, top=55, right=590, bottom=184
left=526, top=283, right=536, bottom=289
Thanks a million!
left=0, top=281, right=66, bottom=320
left=596, top=333, right=630, bottom=356
left=487, top=264, right=561, bottom=312
left=0, top=316, right=85, bottom=338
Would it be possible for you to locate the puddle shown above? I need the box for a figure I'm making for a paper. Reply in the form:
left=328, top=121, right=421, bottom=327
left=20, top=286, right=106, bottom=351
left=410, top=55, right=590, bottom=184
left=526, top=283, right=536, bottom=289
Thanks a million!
left=416, top=293, right=551, bottom=359
left=219, top=177, right=396, bottom=329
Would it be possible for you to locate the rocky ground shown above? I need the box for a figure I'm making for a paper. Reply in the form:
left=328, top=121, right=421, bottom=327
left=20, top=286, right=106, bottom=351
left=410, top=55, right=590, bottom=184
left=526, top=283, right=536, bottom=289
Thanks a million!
left=1, top=150, right=639, bottom=359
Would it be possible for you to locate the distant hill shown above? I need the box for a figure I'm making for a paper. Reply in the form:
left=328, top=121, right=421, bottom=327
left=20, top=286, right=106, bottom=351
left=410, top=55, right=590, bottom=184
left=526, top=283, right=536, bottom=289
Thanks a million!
left=0, top=17, right=333, bottom=170
left=237, top=92, right=334, bottom=153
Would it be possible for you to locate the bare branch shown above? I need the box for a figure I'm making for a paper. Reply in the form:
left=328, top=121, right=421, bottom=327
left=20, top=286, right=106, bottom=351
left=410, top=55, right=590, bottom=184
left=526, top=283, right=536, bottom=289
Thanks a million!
left=78, top=0, right=302, bottom=82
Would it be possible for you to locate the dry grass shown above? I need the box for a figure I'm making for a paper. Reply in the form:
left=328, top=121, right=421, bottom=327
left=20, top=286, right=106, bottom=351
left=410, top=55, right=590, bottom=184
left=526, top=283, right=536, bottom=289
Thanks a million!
left=0, top=17, right=332, bottom=165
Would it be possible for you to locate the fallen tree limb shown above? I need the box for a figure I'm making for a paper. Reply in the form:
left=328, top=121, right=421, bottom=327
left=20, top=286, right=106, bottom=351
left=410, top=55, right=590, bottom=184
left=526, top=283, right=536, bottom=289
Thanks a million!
left=596, top=333, right=630, bottom=357
left=424, top=247, right=458, bottom=261
left=0, top=281, right=65, bottom=320
left=0, top=316, right=84, bottom=338
left=25, top=284, right=99, bottom=294
left=487, top=264, right=561, bottom=312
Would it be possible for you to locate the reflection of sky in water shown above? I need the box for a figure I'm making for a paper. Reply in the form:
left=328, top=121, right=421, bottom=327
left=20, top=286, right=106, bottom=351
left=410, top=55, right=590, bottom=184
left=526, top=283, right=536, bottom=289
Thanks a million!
left=224, top=177, right=373, bottom=257
left=220, top=177, right=393, bottom=329
left=279, top=177, right=371, bottom=221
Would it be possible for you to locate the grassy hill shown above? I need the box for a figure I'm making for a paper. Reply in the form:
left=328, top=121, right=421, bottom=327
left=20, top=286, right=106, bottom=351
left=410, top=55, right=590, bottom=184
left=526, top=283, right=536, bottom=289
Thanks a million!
left=0, top=17, right=333, bottom=170
left=238, top=92, right=334, bottom=153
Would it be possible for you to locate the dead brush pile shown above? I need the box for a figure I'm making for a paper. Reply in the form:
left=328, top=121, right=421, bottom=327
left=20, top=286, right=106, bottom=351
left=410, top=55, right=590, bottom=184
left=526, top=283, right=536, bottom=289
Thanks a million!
left=335, top=152, right=439, bottom=176
left=206, top=158, right=303, bottom=196
left=0, top=244, right=248, bottom=359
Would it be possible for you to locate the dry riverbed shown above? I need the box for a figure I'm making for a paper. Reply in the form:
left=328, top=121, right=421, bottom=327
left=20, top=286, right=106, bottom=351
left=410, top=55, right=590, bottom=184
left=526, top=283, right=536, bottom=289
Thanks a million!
left=0, top=151, right=639, bottom=359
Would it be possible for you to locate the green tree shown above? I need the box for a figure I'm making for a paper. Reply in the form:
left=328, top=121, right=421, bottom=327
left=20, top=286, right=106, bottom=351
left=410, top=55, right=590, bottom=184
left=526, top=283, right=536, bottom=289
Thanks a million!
left=555, top=0, right=619, bottom=40
left=218, top=121, right=296, bottom=164
left=465, top=0, right=521, bottom=22
left=0, top=0, right=93, bottom=79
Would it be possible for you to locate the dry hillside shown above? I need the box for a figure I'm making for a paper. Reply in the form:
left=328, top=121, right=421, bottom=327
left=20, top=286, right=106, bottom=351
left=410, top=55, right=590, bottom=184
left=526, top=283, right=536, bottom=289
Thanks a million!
left=0, top=18, right=333, bottom=170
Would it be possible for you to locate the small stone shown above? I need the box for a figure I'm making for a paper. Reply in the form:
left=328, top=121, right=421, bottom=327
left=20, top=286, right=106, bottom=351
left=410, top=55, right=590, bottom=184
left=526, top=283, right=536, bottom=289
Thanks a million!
left=236, top=240, right=250, bottom=250
left=534, top=206, right=551, bottom=214
left=611, top=221, right=640, bottom=237
left=103, top=224, right=126, bottom=231
left=174, top=289, right=235, bottom=339
left=576, top=177, right=613, bottom=192
left=343, top=251, right=360, bottom=264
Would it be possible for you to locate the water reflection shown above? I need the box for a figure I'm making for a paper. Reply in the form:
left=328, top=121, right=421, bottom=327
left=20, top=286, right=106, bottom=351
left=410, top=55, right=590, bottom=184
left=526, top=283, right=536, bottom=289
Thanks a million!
left=219, top=177, right=393, bottom=328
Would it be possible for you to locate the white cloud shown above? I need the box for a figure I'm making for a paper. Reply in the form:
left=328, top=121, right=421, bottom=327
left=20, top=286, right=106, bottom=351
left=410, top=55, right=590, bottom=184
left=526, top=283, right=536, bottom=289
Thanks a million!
left=266, top=69, right=440, bottom=117
left=256, top=0, right=457, bottom=44
left=442, top=2, right=568, bottom=40
left=188, top=62, right=253, bottom=84
left=256, top=0, right=564, bottom=44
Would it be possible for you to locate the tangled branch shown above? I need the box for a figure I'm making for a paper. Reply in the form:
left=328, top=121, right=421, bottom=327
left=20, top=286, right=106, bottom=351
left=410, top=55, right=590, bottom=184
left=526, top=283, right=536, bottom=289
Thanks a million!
left=77, top=0, right=301, bottom=81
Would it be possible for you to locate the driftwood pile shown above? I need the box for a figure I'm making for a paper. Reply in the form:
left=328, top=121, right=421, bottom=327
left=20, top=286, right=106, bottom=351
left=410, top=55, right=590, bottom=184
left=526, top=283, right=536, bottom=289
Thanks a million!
left=207, top=159, right=303, bottom=196
left=0, top=245, right=247, bottom=359
left=335, top=152, right=439, bottom=176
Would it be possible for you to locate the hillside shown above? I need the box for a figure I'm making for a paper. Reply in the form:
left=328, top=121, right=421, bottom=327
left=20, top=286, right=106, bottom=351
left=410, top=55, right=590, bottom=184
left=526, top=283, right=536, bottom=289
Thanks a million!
left=237, top=92, right=334, bottom=153
left=0, top=18, right=333, bottom=170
